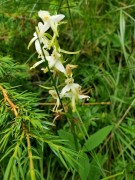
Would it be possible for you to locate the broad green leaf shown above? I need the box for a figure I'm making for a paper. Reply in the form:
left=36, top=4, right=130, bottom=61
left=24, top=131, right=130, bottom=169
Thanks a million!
left=78, top=153, right=90, bottom=180
left=83, top=125, right=113, bottom=152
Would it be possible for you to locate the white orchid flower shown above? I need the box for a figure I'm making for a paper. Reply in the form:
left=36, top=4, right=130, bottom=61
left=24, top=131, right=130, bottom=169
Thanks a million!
left=49, top=90, right=61, bottom=111
left=30, top=49, right=49, bottom=70
left=38, top=10, right=65, bottom=36
left=60, top=77, right=90, bottom=111
left=61, top=78, right=80, bottom=97
left=28, top=23, right=50, bottom=54
left=63, top=91, right=89, bottom=112
left=46, top=49, right=66, bottom=75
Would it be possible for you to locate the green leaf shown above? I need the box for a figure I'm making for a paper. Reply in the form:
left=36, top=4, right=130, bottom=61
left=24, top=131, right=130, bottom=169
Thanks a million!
left=88, top=153, right=107, bottom=180
left=83, top=125, right=113, bottom=152
left=58, top=130, right=81, bottom=150
left=120, top=10, right=125, bottom=45
left=78, top=152, right=90, bottom=180
left=16, top=157, right=25, bottom=180
left=3, top=157, right=14, bottom=180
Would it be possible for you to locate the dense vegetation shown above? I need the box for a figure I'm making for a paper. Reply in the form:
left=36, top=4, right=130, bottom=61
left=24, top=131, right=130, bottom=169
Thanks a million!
left=0, top=0, right=135, bottom=179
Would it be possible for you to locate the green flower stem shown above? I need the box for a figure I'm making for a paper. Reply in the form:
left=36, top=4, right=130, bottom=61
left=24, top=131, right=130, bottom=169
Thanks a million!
left=75, top=109, right=89, bottom=140
left=71, top=116, right=79, bottom=151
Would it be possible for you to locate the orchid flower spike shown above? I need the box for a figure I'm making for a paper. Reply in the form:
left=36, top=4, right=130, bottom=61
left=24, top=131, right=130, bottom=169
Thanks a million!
left=38, top=10, right=65, bottom=36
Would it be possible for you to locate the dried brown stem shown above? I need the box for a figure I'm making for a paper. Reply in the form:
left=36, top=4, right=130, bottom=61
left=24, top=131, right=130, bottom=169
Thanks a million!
left=0, top=85, right=18, bottom=117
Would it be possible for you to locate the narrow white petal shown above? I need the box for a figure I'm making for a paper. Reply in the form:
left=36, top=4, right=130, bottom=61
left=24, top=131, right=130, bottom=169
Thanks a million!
left=51, top=14, right=65, bottom=23
left=30, top=59, right=45, bottom=69
left=49, top=21, right=58, bottom=35
left=35, top=40, right=42, bottom=54
left=78, top=95, right=90, bottom=99
left=61, top=85, right=71, bottom=96
left=55, top=61, right=66, bottom=74
left=28, top=34, right=37, bottom=49
left=46, top=56, right=55, bottom=68
left=43, top=48, right=49, bottom=56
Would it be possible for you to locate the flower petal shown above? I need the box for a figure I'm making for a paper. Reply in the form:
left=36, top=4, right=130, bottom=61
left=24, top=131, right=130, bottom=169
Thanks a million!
left=38, top=10, right=50, bottom=20
left=28, top=33, right=37, bottom=49
left=78, top=95, right=90, bottom=99
left=43, top=48, right=49, bottom=56
left=61, top=85, right=71, bottom=96
left=38, top=22, right=50, bottom=34
left=46, top=56, right=55, bottom=68
left=35, top=39, right=42, bottom=54
left=71, top=83, right=81, bottom=94
left=30, top=59, right=45, bottom=69
left=55, top=61, right=66, bottom=74
left=51, top=14, right=65, bottom=23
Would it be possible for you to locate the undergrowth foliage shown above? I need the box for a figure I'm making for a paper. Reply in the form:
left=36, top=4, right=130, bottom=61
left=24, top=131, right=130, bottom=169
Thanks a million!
left=0, top=56, right=79, bottom=179
left=1, top=1, right=135, bottom=180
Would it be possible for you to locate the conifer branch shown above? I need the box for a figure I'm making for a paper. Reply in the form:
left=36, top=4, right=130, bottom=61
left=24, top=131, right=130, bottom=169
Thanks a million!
left=0, top=84, right=36, bottom=180
left=25, top=127, right=36, bottom=180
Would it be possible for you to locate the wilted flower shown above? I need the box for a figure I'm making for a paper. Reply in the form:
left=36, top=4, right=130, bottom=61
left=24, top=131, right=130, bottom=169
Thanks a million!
left=49, top=89, right=61, bottom=111
left=66, top=64, right=78, bottom=77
